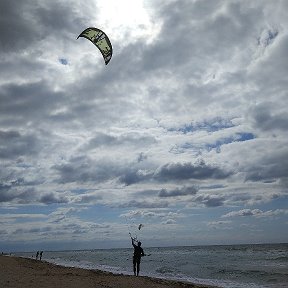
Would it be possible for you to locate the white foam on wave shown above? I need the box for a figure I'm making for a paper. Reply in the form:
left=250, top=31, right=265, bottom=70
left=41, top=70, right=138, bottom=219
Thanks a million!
left=45, top=256, right=263, bottom=288
left=46, top=256, right=133, bottom=276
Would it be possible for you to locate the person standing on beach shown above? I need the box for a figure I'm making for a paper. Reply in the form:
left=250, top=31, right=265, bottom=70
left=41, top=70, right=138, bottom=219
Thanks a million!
left=36, top=251, right=39, bottom=260
left=39, top=251, right=43, bottom=261
left=131, top=237, right=145, bottom=276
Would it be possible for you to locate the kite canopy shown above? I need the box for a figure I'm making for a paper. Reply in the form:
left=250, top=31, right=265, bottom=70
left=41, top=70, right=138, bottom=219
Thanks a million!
left=77, top=27, right=113, bottom=65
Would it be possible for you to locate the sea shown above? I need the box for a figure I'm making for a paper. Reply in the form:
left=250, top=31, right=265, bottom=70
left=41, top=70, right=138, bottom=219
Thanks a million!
left=15, top=243, right=288, bottom=288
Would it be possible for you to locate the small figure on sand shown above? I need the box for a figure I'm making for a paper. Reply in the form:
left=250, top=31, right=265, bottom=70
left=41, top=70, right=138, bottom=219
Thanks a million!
left=36, top=251, right=39, bottom=260
left=40, top=251, right=43, bottom=261
left=131, top=237, right=145, bottom=276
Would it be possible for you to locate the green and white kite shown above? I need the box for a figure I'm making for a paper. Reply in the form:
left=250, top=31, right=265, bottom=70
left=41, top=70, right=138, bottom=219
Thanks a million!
left=77, top=27, right=113, bottom=65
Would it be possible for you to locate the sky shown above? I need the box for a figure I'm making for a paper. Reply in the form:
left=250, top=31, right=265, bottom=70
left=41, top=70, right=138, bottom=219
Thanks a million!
left=0, top=0, right=288, bottom=252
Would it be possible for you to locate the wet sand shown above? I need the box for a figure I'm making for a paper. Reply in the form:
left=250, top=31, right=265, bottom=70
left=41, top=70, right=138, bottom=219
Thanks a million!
left=0, top=255, right=218, bottom=288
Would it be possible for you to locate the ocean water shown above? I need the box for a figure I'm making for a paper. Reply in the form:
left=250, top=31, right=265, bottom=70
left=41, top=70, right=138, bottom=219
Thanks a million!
left=15, top=243, right=288, bottom=288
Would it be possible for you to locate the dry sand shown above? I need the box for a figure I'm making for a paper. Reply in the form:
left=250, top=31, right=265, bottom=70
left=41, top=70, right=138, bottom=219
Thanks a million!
left=0, top=255, right=218, bottom=288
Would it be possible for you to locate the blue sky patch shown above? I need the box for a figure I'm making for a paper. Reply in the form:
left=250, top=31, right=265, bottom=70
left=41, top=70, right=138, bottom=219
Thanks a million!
left=205, top=132, right=255, bottom=151
left=169, top=117, right=235, bottom=134
left=59, top=58, right=68, bottom=65
left=236, top=132, right=254, bottom=142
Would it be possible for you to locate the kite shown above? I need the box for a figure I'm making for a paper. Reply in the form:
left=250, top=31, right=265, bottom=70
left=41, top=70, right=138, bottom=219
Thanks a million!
left=77, top=27, right=113, bottom=65
left=138, top=224, right=144, bottom=230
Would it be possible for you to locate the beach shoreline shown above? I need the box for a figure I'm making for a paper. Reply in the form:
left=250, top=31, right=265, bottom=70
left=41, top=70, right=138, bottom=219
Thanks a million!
left=0, top=255, right=218, bottom=288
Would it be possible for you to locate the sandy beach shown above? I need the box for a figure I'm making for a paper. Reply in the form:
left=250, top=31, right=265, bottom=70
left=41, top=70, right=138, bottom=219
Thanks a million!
left=0, top=255, right=217, bottom=288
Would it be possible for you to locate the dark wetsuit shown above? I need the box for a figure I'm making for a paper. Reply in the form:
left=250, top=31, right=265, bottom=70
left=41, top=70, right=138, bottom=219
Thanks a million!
left=132, top=240, right=145, bottom=276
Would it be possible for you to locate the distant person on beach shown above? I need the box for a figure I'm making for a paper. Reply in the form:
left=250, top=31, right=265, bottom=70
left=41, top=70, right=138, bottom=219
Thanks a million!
left=36, top=251, right=39, bottom=260
left=40, top=251, right=43, bottom=261
left=131, top=237, right=145, bottom=276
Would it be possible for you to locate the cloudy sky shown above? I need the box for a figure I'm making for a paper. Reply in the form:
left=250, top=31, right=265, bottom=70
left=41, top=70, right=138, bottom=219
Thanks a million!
left=1, top=0, right=288, bottom=252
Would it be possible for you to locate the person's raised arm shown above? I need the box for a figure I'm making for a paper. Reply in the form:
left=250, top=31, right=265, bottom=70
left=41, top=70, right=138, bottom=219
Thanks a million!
left=131, top=237, right=136, bottom=247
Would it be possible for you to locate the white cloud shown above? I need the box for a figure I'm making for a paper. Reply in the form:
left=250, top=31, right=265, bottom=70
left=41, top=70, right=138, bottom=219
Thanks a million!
left=222, top=208, right=288, bottom=218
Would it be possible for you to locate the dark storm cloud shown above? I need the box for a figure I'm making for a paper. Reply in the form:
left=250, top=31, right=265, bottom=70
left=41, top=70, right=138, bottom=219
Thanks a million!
left=0, top=181, right=69, bottom=204
left=119, top=161, right=232, bottom=186
left=0, top=185, right=38, bottom=204
left=0, top=130, right=39, bottom=159
left=40, top=192, right=69, bottom=204
left=0, top=0, right=88, bottom=53
left=85, top=132, right=156, bottom=149
left=0, top=0, right=39, bottom=52
left=87, top=133, right=118, bottom=147
left=28, top=227, right=52, bottom=233
left=245, top=149, right=288, bottom=185
left=158, top=186, right=198, bottom=197
left=0, top=82, right=64, bottom=126
left=195, top=195, right=225, bottom=207
left=155, top=161, right=232, bottom=182
left=53, top=155, right=127, bottom=184
left=251, top=103, right=288, bottom=131
left=1, top=178, right=51, bottom=206
left=0, top=183, right=13, bottom=202
left=119, top=169, right=152, bottom=186
left=117, top=199, right=168, bottom=209
left=34, top=2, right=86, bottom=36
